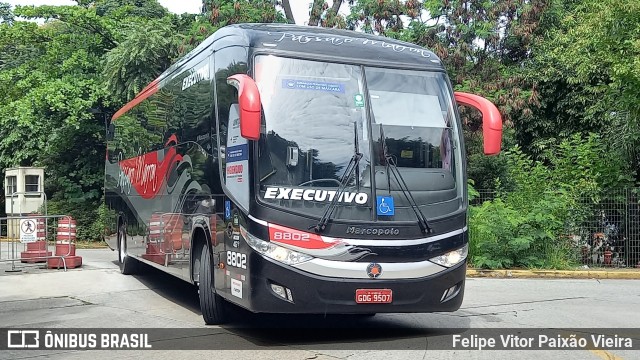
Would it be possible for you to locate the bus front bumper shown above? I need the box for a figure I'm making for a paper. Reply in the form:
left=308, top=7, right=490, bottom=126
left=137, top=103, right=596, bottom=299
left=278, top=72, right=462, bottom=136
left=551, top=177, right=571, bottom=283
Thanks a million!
left=233, top=256, right=466, bottom=314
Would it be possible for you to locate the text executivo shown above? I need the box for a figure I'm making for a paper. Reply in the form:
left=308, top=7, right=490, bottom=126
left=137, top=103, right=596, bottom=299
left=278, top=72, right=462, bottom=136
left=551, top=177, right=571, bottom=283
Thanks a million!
left=264, top=187, right=368, bottom=204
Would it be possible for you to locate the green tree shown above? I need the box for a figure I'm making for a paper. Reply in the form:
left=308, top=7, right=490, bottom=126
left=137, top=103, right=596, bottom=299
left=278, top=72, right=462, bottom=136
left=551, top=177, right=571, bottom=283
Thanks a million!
left=349, top=0, right=552, bottom=123
left=94, top=0, right=168, bottom=18
left=180, top=1, right=292, bottom=55
left=204, top=0, right=285, bottom=27
left=523, top=0, right=640, bottom=176
left=0, top=1, right=196, bottom=239
left=103, top=18, right=182, bottom=103
left=308, top=0, right=346, bottom=27
left=0, top=2, right=13, bottom=24
left=469, top=133, right=634, bottom=269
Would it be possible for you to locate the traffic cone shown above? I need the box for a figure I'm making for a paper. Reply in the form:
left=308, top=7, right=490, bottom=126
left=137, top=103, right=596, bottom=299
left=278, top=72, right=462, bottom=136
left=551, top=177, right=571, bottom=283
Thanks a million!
left=47, top=217, right=82, bottom=269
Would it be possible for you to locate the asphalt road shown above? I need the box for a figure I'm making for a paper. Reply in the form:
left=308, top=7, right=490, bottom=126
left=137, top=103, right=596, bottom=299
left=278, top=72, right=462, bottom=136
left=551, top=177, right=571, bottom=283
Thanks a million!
left=0, top=249, right=638, bottom=360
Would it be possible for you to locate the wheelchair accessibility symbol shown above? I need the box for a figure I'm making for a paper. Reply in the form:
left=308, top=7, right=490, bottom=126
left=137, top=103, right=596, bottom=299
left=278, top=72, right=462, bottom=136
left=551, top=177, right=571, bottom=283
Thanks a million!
left=376, top=196, right=395, bottom=216
left=225, top=200, right=231, bottom=220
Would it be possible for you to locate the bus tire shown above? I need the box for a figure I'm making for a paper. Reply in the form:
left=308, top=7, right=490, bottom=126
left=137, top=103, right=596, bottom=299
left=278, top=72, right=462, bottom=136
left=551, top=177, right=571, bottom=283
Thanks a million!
left=117, top=226, right=139, bottom=275
left=199, top=244, right=227, bottom=325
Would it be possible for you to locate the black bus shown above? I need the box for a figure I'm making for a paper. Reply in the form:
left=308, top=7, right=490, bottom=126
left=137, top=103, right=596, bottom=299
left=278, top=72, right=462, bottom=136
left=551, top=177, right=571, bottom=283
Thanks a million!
left=104, top=23, right=503, bottom=325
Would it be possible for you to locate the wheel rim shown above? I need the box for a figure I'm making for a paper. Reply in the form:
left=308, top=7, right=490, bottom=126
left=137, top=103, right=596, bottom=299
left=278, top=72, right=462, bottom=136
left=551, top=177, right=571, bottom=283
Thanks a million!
left=193, top=257, right=201, bottom=284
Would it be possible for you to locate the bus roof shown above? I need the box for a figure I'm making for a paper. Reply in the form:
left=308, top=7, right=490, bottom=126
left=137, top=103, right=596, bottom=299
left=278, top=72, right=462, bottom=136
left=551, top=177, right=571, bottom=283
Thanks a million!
left=167, top=23, right=444, bottom=84
left=218, top=24, right=442, bottom=68
left=114, top=24, right=444, bottom=121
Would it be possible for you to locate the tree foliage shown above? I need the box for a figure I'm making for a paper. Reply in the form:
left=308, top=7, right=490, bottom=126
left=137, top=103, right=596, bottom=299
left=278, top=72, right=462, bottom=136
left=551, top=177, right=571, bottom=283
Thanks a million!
left=0, top=2, right=13, bottom=24
left=522, top=0, right=640, bottom=171
left=469, top=133, right=634, bottom=269
left=0, top=0, right=187, bottom=238
left=307, top=0, right=346, bottom=27
left=348, top=0, right=552, bottom=125
left=203, top=0, right=285, bottom=27
left=103, top=18, right=182, bottom=103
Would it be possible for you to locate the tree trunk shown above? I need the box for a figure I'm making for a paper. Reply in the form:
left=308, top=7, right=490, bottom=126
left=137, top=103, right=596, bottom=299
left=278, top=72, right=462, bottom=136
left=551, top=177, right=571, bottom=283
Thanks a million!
left=201, top=0, right=208, bottom=14
left=330, top=0, right=343, bottom=15
left=308, top=0, right=325, bottom=26
left=281, top=0, right=296, bottom=24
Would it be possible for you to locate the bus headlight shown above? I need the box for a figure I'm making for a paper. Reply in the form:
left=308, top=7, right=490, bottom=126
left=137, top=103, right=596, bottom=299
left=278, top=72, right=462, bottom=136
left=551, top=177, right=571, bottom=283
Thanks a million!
left=240, top=226, right=313, bottom=265
left=429, top=244, right=468, bottom=267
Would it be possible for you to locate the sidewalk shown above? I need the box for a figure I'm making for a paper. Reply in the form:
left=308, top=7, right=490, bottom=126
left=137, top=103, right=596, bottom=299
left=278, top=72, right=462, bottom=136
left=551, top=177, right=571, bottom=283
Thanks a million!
left=467, top=267, right=640, bottom=279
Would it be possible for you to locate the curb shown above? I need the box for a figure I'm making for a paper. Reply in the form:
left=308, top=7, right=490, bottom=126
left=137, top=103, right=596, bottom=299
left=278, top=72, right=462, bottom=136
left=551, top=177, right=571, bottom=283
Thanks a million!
left=75, top=243, right=109, bottom=249
left=466, top=268, right=640, bottom=279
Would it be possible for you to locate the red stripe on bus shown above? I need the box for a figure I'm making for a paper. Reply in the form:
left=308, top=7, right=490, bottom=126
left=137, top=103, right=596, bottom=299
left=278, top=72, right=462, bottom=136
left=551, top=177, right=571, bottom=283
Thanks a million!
left=140, top=77, right=161, bottom=94
left=111, top=79, right=160, bottom=121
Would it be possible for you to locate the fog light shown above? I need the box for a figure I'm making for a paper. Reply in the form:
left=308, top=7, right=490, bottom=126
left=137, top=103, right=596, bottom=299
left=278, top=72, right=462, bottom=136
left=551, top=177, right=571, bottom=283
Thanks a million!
left=270, top=283, right=294, bottom=302
left=441, top=289, right=448, bottom=302
left=271, top=284, right=287, bottom=299
left=441, top=284, right=460, bottom=302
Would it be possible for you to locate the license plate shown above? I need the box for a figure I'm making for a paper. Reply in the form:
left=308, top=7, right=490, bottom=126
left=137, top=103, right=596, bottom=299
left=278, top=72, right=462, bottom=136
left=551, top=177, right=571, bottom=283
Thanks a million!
left=355, top=289, right=393, bottom=304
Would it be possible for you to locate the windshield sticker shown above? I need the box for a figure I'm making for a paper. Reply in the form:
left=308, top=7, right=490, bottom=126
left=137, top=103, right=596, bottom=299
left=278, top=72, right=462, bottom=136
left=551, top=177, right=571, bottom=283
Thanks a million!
left=401, top=150, right=413, bottom=158
left=354, top=94, right=365, bottom=107
left=376, top=196, right=395, bottom=216
left=282, top=79, right=345, bottom=93
left=264, top=187, right=368, bottom=205
left=226, top=164, right=244, bottom=183
left=227, top=144, right=248, bottom=163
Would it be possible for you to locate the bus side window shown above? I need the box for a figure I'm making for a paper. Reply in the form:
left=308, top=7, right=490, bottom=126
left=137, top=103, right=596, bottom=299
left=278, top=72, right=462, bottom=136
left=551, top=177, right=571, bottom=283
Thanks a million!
left=215, top=46, right=249, bottom=209
left=106, top=121, right=120, bottom=163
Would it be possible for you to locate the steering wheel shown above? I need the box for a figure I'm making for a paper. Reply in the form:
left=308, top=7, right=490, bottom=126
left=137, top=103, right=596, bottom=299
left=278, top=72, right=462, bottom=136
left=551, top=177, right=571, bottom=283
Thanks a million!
left=298, top=178, right=342, bottom=187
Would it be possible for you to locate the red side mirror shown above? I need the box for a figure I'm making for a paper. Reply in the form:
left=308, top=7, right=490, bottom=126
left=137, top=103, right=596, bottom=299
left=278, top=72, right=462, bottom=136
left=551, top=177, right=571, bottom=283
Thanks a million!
left=454, top=92, right=503, bottom=155
left=227, top=74, right=262, bottom=140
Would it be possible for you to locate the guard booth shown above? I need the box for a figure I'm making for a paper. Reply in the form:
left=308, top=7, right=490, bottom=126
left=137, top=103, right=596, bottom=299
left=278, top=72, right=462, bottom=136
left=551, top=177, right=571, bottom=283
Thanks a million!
left=4, top=167, right=45, bottom=239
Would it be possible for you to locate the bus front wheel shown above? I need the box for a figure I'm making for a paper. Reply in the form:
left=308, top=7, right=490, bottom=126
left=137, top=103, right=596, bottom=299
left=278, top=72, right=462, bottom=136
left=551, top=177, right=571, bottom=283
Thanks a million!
left=199, top=244, right=227, bottom=325
left=117, top=226, right=139, bottom=275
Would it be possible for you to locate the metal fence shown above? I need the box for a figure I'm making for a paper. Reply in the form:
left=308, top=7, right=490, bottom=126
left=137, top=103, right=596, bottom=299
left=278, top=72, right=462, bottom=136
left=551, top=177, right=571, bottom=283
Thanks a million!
left=471, top=188, right=640, bottom=269
left=0, top=214, right=77, bottom=272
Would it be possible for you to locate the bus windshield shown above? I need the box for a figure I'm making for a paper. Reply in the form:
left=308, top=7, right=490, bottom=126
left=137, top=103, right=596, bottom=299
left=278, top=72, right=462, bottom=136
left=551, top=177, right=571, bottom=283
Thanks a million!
left=255, top=55, right=461, bottom=222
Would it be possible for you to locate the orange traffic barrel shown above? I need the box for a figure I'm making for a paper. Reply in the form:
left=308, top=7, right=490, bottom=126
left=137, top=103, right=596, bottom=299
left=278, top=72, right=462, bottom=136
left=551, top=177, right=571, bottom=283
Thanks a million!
left=48, top=217, right=82, bottom=269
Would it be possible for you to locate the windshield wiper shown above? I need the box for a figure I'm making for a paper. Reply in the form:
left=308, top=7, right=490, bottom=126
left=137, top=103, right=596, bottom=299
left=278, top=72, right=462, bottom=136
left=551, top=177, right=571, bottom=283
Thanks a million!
left=310, top=122, right=362, bottom=233
left=378, top=124, right=433, bottom=234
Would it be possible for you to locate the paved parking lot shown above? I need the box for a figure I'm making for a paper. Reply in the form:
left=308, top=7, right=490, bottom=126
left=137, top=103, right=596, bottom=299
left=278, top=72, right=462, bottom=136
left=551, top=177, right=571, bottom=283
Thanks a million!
left=1, top=249, right=638, bottom=359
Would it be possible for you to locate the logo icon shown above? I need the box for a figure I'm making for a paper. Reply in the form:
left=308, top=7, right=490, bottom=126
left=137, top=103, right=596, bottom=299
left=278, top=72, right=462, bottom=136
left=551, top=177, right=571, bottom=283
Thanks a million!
left=21, top=220, right=35, bottom=234
left=7, top=330, right=39, bottom=348
left=225, top=200, right=231, bottom=220
left=366, top=263, right=383, bottom=279
left=376, top=196, right=395, bottom=216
